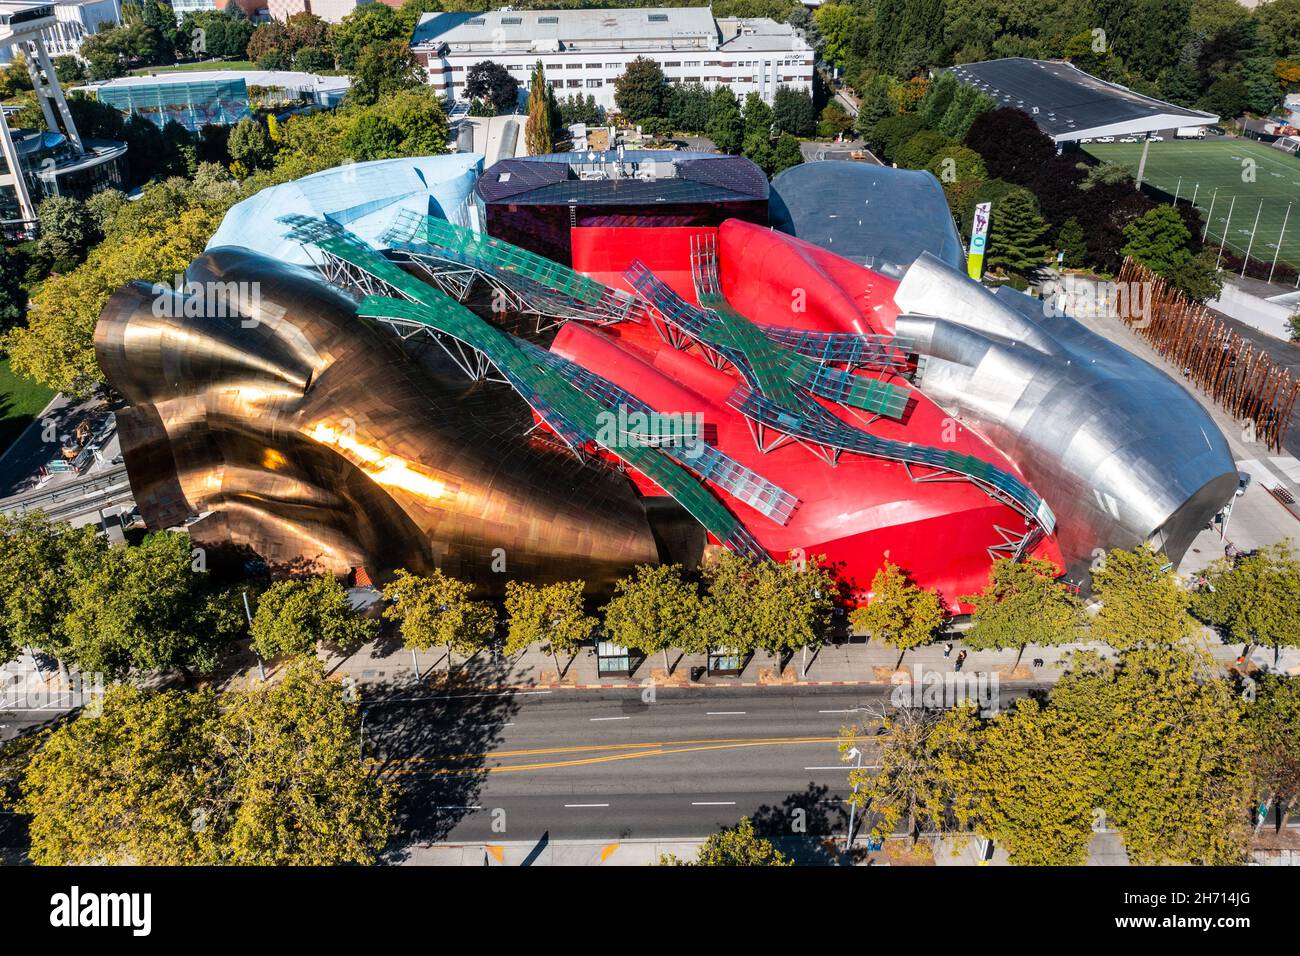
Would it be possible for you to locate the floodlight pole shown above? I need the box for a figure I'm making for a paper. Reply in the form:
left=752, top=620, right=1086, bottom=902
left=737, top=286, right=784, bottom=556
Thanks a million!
left=1268, top=203, right=1291, bottom=285
left=1242, top=200, right=1264, bottom=278
left=1202, top=188, right=1218, bottom=241
left=1173, top=177, right=1182, bottom=203
left=1217, top=196, right=1236, bottom=269
left=1134, top=138, right=1151, bottom=191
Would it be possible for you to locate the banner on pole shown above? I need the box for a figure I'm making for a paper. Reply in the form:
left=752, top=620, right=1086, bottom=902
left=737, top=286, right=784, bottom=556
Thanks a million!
left=967, top=202, right=991, bottom=281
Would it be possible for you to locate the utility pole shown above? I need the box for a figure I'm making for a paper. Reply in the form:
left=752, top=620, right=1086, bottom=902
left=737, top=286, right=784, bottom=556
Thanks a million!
left=1217, top=195, right=1236, bottom=269
left=1202, top=187, right=1218, bottom=241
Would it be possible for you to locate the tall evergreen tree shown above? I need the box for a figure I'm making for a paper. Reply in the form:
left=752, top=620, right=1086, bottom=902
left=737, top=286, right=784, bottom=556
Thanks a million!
left=525, top=61, right=555, bottom=156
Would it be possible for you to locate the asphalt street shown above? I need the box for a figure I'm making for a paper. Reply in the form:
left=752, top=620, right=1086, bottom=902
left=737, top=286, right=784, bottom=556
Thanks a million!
left=368, top=683, right=1045, bottom=846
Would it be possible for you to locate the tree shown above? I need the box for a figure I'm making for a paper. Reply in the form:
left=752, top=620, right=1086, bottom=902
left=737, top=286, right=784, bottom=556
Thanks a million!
left=342, top=112, right=403, bottom=161
left=841, top=705, right=978, bottom=843
left=227, top=116, right=274, bottom=172
left=849, top=561, right=944, bottom=658
left=64, top=531, right=245, bottom=679
left=706, top=86, right=743, bottom=154
left=504, top=580, right=596, bottom=674
left=382, top=568, right=497, bottom=674
left=18, top=658, right=394, bottom=865
left=659, top=817, right=791, bottom=865
left=1248, top=675, right=1300, bottom=830
left=666, top=83, right=710, bottom=133
left=19, top=685, right=223, bottom=864
left=602, top=564, right=705, bottom=673
left=771, top=85, right=815, bottom=137
left=862, top=112, right=924, bottom=162
left=960, top=557, right=1084, bottom=653
left=216, top=657, right=395, bottom=864
left=1193, top=541, right=1300, bottom=655
left=525, top=61, right=555, bottom=156
left=817, top=101, right=854, bottom=139
left=0, top=513, right=105, bottom=666
left=329, top=2, right=405, bottom=71
left=1057, top=216, right=1087, bottom=268
left=1091, top=545, right=1194, bottom=650
left=984, top=187, right=1050, bottom=277
left=947, top=698, right=1100, bottom=865
left=1121, top=204, right=1194, bottom=274
left=893, top=129, right=951, bottom=170
left=373, top=86, right=450, bottom=156
left=464, top=60, right=519, bottom=115
left=771, top=133, right=803, bottom=176
left=349, top=38, right=423, bottom=106
left=614, top=56, right=667, bottom=122
left=701, top=552, right=835, bottom=673
left=0, top=245, right=25, bottom=330
left=963, top=107, right=1056, bottom=186
left=1049, top=645, right=1253, bottom=865
left=250, top=575, right=376, bottom=660
left=36, top=196, right=96, bottom=270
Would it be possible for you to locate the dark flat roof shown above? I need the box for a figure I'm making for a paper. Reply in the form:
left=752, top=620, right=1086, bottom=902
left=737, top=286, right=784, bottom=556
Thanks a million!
left=476, top=151, right=768, bottom=206
left=947, top=58, right=1216, bottom=142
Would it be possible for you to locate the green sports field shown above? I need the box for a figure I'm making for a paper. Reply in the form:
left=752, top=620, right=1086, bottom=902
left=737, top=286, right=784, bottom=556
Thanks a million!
left=1084, top=138, right=1300, bottom=273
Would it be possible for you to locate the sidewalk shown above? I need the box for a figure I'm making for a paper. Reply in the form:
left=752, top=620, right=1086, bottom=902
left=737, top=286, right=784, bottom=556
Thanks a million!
left=319, top=625, right=1300, bottom=693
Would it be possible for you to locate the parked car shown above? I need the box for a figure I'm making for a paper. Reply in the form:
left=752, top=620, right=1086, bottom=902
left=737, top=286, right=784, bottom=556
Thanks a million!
left=1079, top=137, right=1094, bottom=144
left=1146, top=134, right=1164, bottom=142
left=1236, top=471, right=1252, bottom=497
left=1118, top=135, right=1139, bottom=143
left=1209, top=125, right=1228, bottom=136
left=1096, top=135, right=1115, bottom=143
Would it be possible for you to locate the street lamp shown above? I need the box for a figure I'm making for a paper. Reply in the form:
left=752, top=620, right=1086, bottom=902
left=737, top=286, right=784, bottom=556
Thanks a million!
left=843, top=745, right=864, bottom=858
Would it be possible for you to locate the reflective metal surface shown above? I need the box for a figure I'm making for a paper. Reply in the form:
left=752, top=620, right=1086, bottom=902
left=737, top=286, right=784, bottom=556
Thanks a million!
left=95, top=247, right=662, bottom=590
left=894, top=253, right=1238, bottom=582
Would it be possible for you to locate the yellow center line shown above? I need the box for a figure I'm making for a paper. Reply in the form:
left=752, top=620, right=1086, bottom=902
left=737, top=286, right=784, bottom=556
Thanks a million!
left=374, top=736, right=847, bottom=775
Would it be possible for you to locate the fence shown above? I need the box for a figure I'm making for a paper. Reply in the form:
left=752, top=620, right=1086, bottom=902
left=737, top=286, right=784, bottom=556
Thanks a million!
left=1115, top=258, right=1299, bottom=452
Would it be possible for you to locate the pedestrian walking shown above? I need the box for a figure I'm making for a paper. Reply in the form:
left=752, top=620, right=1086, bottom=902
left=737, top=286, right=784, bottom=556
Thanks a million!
left=954, top=650, right=967, bottom=672
left=943, top=642, right=953, bottom=658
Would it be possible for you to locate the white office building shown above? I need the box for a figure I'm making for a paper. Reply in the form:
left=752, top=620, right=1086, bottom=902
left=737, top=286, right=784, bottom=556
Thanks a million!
left=267, top=0, right=367, bottom=24
left=0, top=0, right=120, bottom=65
left=410, top=7, right=814, bottom=112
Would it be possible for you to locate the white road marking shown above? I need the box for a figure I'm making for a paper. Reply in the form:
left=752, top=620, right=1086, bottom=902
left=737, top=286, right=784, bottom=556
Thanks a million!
left=706, top=711, right=745, bottom=715
left=564, top=803, right=610, bottom=808
left=589, top=716, right=630, bottom=722
left=818, top=709, right=856, bottom=713
left=434, top=805, right=482, bottom=810
left=691, top=801, right=737, bottom=806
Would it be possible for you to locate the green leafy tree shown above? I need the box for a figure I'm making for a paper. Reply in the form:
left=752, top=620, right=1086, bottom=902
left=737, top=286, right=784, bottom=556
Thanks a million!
left=1049, top=645, right=1253, bottom=865
left=0, top=512, right=105, bottom=666
left=946, top=698, right=1100, bottom=865
left=504, top=580, right=596, bottom=673
left=706, top=86, right=743, bottom=154
left=1247, top=675, right=1300, bottom=829
left=525, top=61, right=555, bottom=156
left=817, top=100, right=854, bottom=139
left=893, top=129, right=951, bottom=170
left=659, top=817, right=791, bottom=866
left=614, top=56, right=667, bottom=122
left=771, top=85, right=815, bottom=137
left=329, top=2, right=405, bottom=71
left=984, top=187, right=1050, bottom=278
left=0, top=245, right=25, bottom=330
left=373, top=86, right=450, bottom=156
left=227, top=116, right=274, bottom=172
left=64, top=531, right=245, bottom=679
left=216, top=657, right=395, bottom=864
left=602, top=564, right=705, bottom=673
left=250, top=575, right=376, bottom=660
left=1091, top=546, right=1194, bottom=650
left=19, top=685, right=223, bottom=864
left=842, top=705, right=978, bottom=843
left=1122, top=204, right=1194, bottom=275
left=36, top=196, right=96, bottom=270
left=1193, top=542, right=1300, bottom=654
left=382, top=568, right=497, bottom=674
left=342, top=112, right=404, bottom=161
left=1057, top=216, right=1087, bottom=268
left=771, top=133, right=803, bottom=176
left=849, top=561, right=944, bottom=656
left=961, top=557, right=1083, bottom=652
left=349, top=38, right=424, bottom=106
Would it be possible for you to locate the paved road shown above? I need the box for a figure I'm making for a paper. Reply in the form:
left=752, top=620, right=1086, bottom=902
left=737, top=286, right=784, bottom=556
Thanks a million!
left=369, top=684, right=1044, bottom=846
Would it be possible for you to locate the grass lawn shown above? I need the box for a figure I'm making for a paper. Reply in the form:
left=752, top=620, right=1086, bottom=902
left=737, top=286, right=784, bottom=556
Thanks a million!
left=1084, top=138, right=1300, bottom=271
left=129, top=59, right=257, bottom=76
left=0, top=355, right=54, bottom=462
